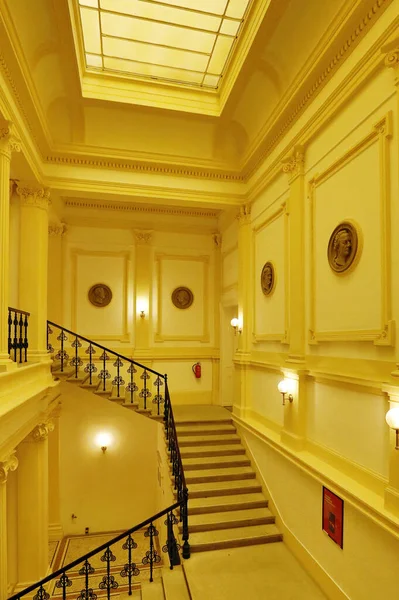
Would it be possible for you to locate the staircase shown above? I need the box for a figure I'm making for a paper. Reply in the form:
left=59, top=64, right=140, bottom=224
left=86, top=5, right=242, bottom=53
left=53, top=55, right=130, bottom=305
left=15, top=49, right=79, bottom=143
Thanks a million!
left=51, top=360, right=164, bottom=423
left=175, top=416, right=283, bottom=552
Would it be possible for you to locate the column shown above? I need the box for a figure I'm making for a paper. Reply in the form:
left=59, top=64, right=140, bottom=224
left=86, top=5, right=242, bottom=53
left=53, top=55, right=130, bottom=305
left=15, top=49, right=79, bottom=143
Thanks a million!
left=48, top=405, right=63, bottom=541
left=383, top=42, right=399, bottom=379
left=16, top=182, right=51, bottom=361
left=280, top=146, right=307, bottom=451
left=233, top=204, right=253, bottom=418
left=0, top=452, right=18, bottom=600
left=212, top=234, right=221, bottom=405
left=0, top=121, right=21, bottom=371
left=16, top=423, right=52, bottom=588
left=134, top=230, right=153, bottom=357
left=47, top=223, right=66, bottom=325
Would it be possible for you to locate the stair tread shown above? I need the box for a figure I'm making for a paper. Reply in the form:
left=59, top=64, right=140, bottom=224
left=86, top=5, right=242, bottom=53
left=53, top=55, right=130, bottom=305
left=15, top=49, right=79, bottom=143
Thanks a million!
left=188, top=507, right=274, bottom=527
left=189, top=523, right=281, bottom=545
left=183, top=455, right=250, bottom=468
left=176, top=424, right=236, bottom=435
left=188, top=478, right=259, bottom=493
left=141, top=581, right=164, bottom=600
left=162, top=566, right=190, bottom=600
left=188, top=492, right=267, bottom=510
left=185, top=466, right=254, bottom=481
left=180, top=444, right=245, bottom=455
left=179, top=434, right=240, bottom=444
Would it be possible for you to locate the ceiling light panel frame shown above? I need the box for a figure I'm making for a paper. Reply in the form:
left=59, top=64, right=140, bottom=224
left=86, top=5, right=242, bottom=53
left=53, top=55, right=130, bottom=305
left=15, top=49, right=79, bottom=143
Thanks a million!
left=77, top=0, right=253, bottom=90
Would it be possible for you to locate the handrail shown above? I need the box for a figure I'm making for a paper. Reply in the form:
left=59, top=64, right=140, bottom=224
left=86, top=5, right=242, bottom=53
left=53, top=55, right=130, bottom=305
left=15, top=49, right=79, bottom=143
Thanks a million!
left=8, top=501, right=182, bottom=600
left=8, top=306, right=30, bottom=316
left=47, top=320, right=162, bottom=377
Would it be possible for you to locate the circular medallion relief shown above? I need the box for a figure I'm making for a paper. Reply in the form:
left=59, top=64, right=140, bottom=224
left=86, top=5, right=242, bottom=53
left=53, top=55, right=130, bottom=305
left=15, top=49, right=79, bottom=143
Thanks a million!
left=261, top=262, right=275, bottom=296
left=88, top=284, right=112, bottom=308
left=327, top=221, right=360, bottom=274
left=171, top=287, right=194, bottom=310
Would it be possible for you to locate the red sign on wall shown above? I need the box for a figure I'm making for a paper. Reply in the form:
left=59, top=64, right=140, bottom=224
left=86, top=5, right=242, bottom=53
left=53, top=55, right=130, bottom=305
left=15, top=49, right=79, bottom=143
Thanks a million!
left=322, top=486, right=344, bottom=548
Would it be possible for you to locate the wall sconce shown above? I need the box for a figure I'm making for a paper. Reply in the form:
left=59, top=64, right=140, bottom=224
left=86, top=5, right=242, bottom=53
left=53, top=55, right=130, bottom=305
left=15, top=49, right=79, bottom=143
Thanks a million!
left=140, top=310, right=145, bottom=319
left=386, top=406, right=399, bottom=450
left=230, top=318, right=242, bottom=335
left=278, top=379, right=295, bottom=405
left=137, top=298, right=147, bottom=320
left=95, top=432, right=112, bottom=454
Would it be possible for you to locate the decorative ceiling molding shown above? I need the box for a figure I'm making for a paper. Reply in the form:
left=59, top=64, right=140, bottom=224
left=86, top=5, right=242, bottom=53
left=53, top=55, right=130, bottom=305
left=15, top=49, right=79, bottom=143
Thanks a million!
left=63, top=197, right=220, bottom=218
left=242, top=0, right=391, bottom=178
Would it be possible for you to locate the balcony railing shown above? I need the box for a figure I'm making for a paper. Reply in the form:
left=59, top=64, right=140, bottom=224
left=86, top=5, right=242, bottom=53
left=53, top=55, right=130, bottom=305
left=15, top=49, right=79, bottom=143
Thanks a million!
left=8, top=306, right=30, bottom=363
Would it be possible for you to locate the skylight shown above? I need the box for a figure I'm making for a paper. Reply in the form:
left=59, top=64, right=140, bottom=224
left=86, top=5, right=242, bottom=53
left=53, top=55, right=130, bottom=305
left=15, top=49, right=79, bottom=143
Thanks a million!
left=78, top=0, right=253, bottom=89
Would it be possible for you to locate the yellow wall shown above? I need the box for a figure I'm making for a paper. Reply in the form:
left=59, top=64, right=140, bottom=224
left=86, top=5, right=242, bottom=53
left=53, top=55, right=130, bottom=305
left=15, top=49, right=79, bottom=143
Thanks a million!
left=58, top=381, right=160, bottom=535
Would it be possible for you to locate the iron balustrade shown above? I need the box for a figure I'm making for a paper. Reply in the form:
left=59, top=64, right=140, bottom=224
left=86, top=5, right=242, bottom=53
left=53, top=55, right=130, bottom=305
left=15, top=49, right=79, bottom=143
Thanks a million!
left=8, top=503, right=183, bottom=600
left=8, top=306, right=30, bottom=363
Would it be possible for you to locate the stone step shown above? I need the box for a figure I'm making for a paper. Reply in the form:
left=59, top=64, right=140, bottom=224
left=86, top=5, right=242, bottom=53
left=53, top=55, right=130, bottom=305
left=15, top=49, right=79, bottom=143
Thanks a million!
left=180, top=507, right=275, bottom=533
left=186, top=493, right=268, bottom=515
left=176, top=424, right=236, bottom=436
left=178, top=434, right=241, bottom=447
left=174, top=419, right=232, bottom=426
left=141, top=580, right=164, bottom=600
left=180, top=445, right=245, bottom=458
left=185, top=466, right=255, bottom=484
left=181, top=479, right=262, bottom=499
left=182, top=455, right=251, bottom=470
left=188, top=523, right=282, bottom=552
left=53, top=366, right=76, bottom=378
left=162, top=566, right=190, bottom=600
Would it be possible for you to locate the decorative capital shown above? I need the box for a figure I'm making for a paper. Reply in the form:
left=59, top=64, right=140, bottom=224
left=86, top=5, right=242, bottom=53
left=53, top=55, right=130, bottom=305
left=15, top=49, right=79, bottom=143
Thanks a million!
left=213, top=233, right=222, bottom=248
left=282, top=145, right=305, bottom=183
left=16, top=182, right=51, bottom=210
left=29, top=421, right=55, bottom=442
left=236, top=204, right=251, bottom=225
left=0, top=452, right=18, bottom=484
left=134, top=229, right=152, bottom=245
left=0, top=120, right=21, bottom=159
left=48, top=222, right=67, bottom=237
left=383, top=43, right=399, bottom=85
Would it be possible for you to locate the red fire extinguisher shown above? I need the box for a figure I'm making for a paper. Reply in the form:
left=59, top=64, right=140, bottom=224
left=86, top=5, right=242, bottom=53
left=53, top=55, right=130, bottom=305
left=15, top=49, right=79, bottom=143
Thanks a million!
left=192, top=362, right=201, bottom=378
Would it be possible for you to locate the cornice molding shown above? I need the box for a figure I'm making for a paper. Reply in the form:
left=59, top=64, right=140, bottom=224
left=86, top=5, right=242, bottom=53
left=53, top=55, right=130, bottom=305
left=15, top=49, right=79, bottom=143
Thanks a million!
left=16, top=181, right=51, bottom=209
left=64, top=198, right=220, bottom=218
left=0, top=451, right=18, bottom=484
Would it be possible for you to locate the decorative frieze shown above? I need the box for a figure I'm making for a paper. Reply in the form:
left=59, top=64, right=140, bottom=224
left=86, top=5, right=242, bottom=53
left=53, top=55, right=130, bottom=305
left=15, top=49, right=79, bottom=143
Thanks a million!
left=0, top=452, right=18, bottom=484
left=16, top=182, right=51, bottom=210
left=0, top=121, right=21, bottom=159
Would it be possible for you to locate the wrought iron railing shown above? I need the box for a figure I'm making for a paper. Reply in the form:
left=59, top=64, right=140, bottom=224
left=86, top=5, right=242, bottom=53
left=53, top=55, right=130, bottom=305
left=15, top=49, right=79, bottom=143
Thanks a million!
left=47, top=322, right=164, bottom=414
left=8, top=503, right=183, bottom=600
left=8, top=306, right=30, bottom=363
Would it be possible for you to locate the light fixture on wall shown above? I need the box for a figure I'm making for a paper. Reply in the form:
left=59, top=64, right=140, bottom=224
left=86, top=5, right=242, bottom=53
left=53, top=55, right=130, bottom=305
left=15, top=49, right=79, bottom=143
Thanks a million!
left=386, top=406, right=399, bottom=450
left=278, top=379, right=295, bottom=405
left=137, top=298, right=147, bottom=320
left=95, top=432, right=112, bottom=454
left=230, top=317, right=242, bottom=335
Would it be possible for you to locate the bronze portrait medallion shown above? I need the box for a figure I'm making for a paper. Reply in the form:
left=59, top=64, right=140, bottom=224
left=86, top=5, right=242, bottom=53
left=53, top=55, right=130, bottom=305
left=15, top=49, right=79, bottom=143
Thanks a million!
left=327, top=221, right=360, bottom=274
left=261, top=262, right=275, bottom=296
left=88, top=283, right=112, bottom=308
left=171, top=286, right=194, bottom=309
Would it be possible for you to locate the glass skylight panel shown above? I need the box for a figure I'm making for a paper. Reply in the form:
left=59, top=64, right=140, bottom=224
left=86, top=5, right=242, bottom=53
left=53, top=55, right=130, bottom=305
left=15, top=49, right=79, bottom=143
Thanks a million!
left=78, top=0, right=252, bottom=89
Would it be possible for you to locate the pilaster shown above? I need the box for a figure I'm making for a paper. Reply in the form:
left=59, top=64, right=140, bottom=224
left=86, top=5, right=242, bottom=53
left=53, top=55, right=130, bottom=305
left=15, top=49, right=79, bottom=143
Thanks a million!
left=382, top=386, right=399, bottom=516
left=234, top=205, right=253, bottom=417
left=280, top=146, right=307, bottom=450
left=16, top=422, right=52, bottom=589
left=213, top=234, right=221, bottom=405
left=133, top=230, right=153, bottom=355
left=48, top=405, right=63, bottom=541
left=48, top=223, right=67, bottom=325
left=0, top=452, right=18, bottom=600
left=0, top=121, right=21, bottom=371
left=16, top=182, right=51, bottom=361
